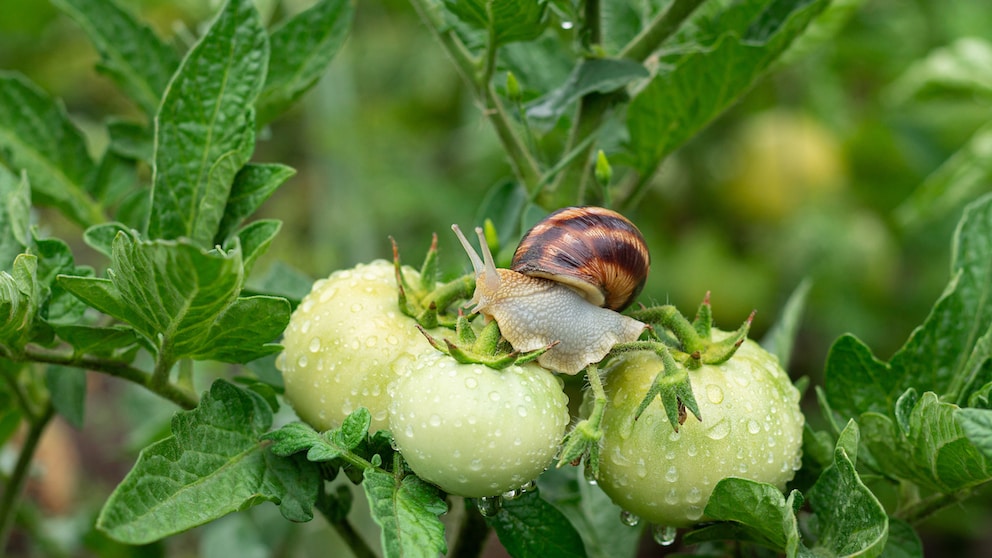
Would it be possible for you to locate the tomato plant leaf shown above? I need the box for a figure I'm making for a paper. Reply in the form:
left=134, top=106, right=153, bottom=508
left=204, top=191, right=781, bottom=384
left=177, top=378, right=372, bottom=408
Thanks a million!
left=107, top=119, right=153, bottom=162
left=51, top=324, right=139, bottom=358
left=52, top=0, right=180, bottom=117
left=862, top=392, right=992, bottom=493
left=526, top=58, right=649, bottom=127
left=0, top=166, right=30, bottom=269
left=96, top=380, right=320, bottom=544
left=264, top=408, right=372, bottom=462
left=824, top=334, right=897, bottom=419
left=887, top=37, right=992, bottom=105
left=363, top=469, right=448, bottom=558
left=0, top=72, right=104, bottom=227
left=215, top=164, right=295, bottom=244
left=187, top=295, right=289, bottom=363
left=956, top=408, right=992, bottom=461
left=537, top=467, right=641, bottom=558
left=485, top=489, right=588, bottom=558
left=147, top=0, right=268, bottom=245
left=230, top=219, right=282, bottom=277
left=688, top=479, right=801, bottom=553
left=257, top=0, right=354, bottom=125
left=0, top=254, right=40, bottom=354
left=806, top=423, right=888, bottom=558
left=444, top=0, right=548, bottom=47
left=626, top=0, right=829, bottom=174
left=883, top=517, right=924, bottom=558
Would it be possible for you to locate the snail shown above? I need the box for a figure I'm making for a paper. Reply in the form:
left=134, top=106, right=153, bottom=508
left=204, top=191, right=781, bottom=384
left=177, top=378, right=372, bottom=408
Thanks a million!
left=452, top=206, right=649, bottom=375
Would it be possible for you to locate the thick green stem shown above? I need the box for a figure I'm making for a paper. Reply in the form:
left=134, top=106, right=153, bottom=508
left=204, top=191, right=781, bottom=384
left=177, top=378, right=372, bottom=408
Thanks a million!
left=22, top=346, right=198, bottom=409
left=618, top=0, right=708, bottom=61
left=585, top=365, right=608, bottom=426
left=0, top=403, right=54, bottom=554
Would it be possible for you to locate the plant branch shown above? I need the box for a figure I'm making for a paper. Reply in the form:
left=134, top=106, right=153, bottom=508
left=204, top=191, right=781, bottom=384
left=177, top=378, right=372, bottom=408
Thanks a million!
left=895, top=486, right=982, bottom=526
left=0, top=364, right=39, bottom=422
left=0, top=402, right=54, bottom=554
left=22, top=346, right=198, bottom=409
left=547, top=0, right=708, bottom=208
left=318, top=508, right=377, bottom=558
left=407, top=0, right=542, bottom=194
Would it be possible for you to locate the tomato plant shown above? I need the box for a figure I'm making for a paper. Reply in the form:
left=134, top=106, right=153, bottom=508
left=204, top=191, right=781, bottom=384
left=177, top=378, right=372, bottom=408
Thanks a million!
left=3, top=1, right=992, bottom=557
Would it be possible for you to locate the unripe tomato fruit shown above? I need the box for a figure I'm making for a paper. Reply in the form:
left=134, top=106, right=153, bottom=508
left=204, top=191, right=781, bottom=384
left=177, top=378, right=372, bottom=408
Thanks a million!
left=277, top=260, right=439, bottom=433
left=389, top=351, right=570, bottom=497
left=596, top=335, right=804, bottom=527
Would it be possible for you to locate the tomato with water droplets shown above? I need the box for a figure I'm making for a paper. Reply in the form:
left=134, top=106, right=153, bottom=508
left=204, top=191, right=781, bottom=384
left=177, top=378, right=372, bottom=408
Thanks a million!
left=596, top=333, right=804, bottom=527
left=277, top=260, right=441, bottom=433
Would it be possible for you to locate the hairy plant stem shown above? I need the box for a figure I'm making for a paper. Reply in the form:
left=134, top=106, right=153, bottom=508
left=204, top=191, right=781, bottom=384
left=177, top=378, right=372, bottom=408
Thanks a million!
left=0, top=402, right=54, bottom=554
left=407, top=0, right=542, bottom=195
left=22, top=346, right=198, bottom=409
left=548, top=0, right=708, bottom=208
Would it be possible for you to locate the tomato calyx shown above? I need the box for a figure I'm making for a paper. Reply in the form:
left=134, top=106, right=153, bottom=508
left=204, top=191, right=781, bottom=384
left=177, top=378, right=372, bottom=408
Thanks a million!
left=416, top=314, right=556, bottom=370
left=391, top=235, right=474, bottom=329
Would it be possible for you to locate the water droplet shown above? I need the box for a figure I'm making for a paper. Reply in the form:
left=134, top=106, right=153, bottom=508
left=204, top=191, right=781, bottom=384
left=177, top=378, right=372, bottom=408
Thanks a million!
left=519, top=480, right=537, bottom=493
left=296, top=355, right=308, bottom=368
left=365, top=336, right=378, bottom=348
left=652, top=524, right=677, bottom=546
left=561, top=20, right=574, bottom=30
left=517, top=406, right=528, bottom=417
left=465, top=377, right=478, bottom=389
left=706, top=384, right=724, bottom=404
left=489, top=391, right=501, bottom=402
left=350, top=303, right=363, bottom=313
left=685, top=486, right=702, bottom=504
left=502, top=488, right=522, bottom=500
left=747, top=419, right=761, bottom=434
left=308, top=337, right=321, bottom=352
left=477, top=496, right=501, bottom=517
left=620, top=510, right=640, bottom=527
left=664, top=465, right=679, bottom=483
left=429, top=414, right=442, bottom=427
left=470, top=458, right=483, bottom=471
left=705, top=418, right=730, bottom=440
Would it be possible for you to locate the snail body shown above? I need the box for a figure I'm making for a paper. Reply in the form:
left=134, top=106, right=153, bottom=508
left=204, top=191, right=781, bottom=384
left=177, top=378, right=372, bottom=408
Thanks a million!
left=452, top=207, right=649, bottom=375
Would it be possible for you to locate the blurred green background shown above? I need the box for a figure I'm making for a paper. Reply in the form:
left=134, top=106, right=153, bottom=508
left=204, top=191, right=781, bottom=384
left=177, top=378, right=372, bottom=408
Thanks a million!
left=4, top=0, right=992, bottom=555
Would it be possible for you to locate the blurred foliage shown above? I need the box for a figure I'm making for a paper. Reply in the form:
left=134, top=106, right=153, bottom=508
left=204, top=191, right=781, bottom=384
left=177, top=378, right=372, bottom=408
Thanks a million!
left=4, top=0, right=992, bottom=555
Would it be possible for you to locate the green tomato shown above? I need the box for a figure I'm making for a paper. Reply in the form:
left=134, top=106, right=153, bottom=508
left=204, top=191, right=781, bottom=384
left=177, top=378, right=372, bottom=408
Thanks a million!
left=277, top=260, right=438, bottom=433
left=389, top=351, right=570, bottom=498
left=596, top=335, right=804, bottom=527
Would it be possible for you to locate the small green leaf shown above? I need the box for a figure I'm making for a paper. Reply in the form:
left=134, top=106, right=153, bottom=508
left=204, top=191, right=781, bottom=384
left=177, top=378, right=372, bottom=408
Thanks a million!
left=881, top=517, right=924, bottom=558
left=626, top=0, right=829, bottom=174
left=189, top=295, right=288, bottom=363
left=444, top=0, right=548, bottom=47
left=231, top=219, right=282, bottom=277
left=83, top=223, right=130, bottom=259
left=957, top=408, right=992, bottom=461
left=247, top=261, right=313, bottom=308
left=526, top=58, right=649, bottom=126
left=44, top=365, right=87, bottom=428
left=264, top=408, right=371, bottom=462
left=52, top=0, right=180, bottom=116
left=0, top=72, right=103, bottom=226
left=807, top=426, right=888, bottom=558
left=761, top=278, right=812, bottom=369
left=824, top=334, right=896, bottom=419
left=147, top=0, right=268, bottom=245
left=0, top=166, right=30, bottom=268
left=0, top=254, right=40, bottom=353
left=363, top=469, right=448, bottom=558
left=486, top=489, right=587, bottom=558
left=53, top=324, right=139, bottom=357
left=97, top=380, right=319, bottom=544
left=689, top=478, right=801, bottom=553
left=257, top=0, right=354, bottom=125
left=215, top=163, right=295, bottom=244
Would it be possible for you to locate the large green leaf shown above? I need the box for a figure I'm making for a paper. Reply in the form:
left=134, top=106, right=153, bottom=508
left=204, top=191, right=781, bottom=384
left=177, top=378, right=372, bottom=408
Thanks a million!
left=626, top=0, right=829, bottom=173
left=257, top=0, right=354, bottom=125
left=363, top=469, right=448, bottom=558
left=52, top=0, right=180, bottom=116
left=861, top=392, right=992, bottom=493
left=97, top=380, right=320, bottom=544
left=0, top=72, right=103, bottom=227
left=147, top=0, right=268, bottom=245
left=58, top=230, right=287, bottom=364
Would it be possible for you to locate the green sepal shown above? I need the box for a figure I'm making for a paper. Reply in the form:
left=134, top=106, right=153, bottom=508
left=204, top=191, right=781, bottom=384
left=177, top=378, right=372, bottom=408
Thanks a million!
left=557, top=418, right=602, bottom=475
left=628, top=346, right=702, bottom=432
left=692, top=291, right=713, bottom=338
left=700, top=310, right=755, bottom=365
left=417, top=320, right=552, bottom=370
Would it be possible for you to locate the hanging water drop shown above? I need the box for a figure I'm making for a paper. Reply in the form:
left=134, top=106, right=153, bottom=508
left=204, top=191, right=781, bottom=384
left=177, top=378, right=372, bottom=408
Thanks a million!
left=476, top=496, right=502, bottom=517
left=502, top=488, right=522, bottom=501
left=519, top=480, right=537, bottom=494
left=652, top=524, right=677, bottom=546
left=620, top=510, right=640, bottom=527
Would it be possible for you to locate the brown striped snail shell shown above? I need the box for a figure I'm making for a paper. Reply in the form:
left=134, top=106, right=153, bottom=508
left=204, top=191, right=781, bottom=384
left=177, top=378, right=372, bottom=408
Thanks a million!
left=452, top=206, right=649, bottom=375
left=511, top=206, right=650, bottom=312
